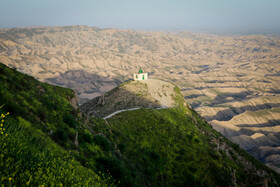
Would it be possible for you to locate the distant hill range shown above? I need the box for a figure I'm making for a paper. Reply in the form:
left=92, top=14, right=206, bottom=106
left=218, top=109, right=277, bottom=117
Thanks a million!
left=0, top=25, right=280, bottom=171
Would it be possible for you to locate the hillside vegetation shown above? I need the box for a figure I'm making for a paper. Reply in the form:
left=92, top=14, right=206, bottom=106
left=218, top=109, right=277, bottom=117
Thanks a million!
left=0, top=63, right=110, bottom=186
left=0, top=62, right=280, bottom=186
left=88, top=107, right=280, bottom=186
left=1, top=26, right=280, bottom=168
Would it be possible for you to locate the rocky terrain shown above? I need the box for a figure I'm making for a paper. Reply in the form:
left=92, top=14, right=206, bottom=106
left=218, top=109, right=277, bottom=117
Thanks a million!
left=81, top=79, right=179, bottom=118
left=0, top=25, right=280, bottom=170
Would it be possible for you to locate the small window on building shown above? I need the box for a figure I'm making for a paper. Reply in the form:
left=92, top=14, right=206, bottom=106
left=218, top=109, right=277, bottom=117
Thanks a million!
left=142, top=75, right=145, bottom=80
left=136, top=75, right=138, bottom=79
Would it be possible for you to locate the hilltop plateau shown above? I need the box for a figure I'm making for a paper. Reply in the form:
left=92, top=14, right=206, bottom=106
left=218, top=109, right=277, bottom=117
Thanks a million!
left=81, top=79, right=180, bottom=118
left=0, top=25, right=280, bottom=170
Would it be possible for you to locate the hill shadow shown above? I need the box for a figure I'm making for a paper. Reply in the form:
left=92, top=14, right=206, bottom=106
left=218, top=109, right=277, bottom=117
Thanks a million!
left=209, top=91, right=256, bottom=106
left=45, top=70, right=124, bottom=105
left=237, top=119, right=280, bottom=128
left=204, top=103, right=280, bottom=121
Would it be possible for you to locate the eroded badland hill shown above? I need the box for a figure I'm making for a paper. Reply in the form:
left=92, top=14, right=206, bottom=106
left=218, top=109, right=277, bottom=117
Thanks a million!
left=1, top=25, right=280, bottom=170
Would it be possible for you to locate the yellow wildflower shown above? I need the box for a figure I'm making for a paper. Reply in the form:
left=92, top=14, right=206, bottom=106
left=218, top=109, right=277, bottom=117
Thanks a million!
left=5, top=134, right=7, bottom=136
left=1, top=119, right=3, bottom=122
left=6, top=112, right=9, bottom=115
left=1, top=124, right=3, bottom=126
left=1, top=132, right=3, bottom=134
left=9, top=177, right=12, bottom=181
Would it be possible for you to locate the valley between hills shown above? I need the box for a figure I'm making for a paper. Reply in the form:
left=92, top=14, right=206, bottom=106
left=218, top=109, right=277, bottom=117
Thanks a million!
left=1, top=25, right=280, bottom=171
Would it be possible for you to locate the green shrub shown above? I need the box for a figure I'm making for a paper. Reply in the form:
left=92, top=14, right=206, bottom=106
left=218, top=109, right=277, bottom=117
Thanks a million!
left=79, top=130, right=94, bottom=144
left=63, top=113, right=77, bottom=128
left=54, top=128, right=69, bottom=144
left=94, top=135, right=111, bottom=152
left=67, top=127, right=77, bottom=141
left=37, top=108, right=47, bottom=122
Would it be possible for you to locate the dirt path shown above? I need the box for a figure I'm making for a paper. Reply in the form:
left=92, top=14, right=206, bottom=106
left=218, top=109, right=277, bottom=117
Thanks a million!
left=103, top=107, right=167, bottom=119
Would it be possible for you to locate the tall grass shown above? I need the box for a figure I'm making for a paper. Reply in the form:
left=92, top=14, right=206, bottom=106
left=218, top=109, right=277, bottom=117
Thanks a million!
left=0, top=110, right=109, bottom=186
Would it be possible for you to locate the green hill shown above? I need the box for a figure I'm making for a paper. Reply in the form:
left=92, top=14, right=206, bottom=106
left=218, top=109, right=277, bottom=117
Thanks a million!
left=0, top=63, right=110, bottom=186
left=0, top=62, right=280, bottom=186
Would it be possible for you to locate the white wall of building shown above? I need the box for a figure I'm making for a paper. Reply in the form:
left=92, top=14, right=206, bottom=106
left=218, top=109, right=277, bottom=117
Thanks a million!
left=133, top=73, right=148, bottom=80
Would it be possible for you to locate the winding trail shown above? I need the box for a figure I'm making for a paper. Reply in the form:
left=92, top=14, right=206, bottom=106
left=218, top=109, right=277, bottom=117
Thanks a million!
left=103, top=107, right=167, bottom=119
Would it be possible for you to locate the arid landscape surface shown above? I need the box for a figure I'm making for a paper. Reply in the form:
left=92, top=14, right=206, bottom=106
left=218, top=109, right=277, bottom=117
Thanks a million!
left=1, top=25, right=280, bottom=170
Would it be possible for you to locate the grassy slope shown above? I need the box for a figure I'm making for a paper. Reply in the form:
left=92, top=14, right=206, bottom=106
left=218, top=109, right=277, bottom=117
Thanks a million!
left=88, top=90, right=280, bottom=186
left=0, top=63, right=110, bottom=186
left=88, top=107, right=280, bottom=186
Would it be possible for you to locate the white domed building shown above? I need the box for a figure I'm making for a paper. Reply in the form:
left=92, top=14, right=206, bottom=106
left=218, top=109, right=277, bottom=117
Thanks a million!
left=133, top=68, right=148, bottom=80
